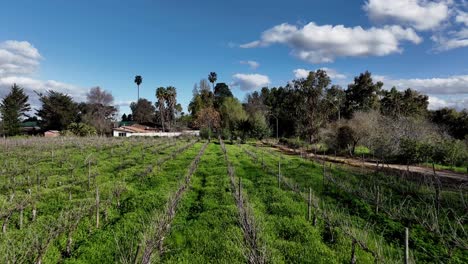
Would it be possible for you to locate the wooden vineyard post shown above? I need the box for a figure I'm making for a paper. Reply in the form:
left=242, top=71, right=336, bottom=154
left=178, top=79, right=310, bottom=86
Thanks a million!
left=361, top=154, right=364, bottom=174
left=308, top=188, right=312, bottom=221
left=2, top=213, right=10, bottom=233
left=278, top=160, right=281, bottom=189
left=432, top=163, right=441, bottom=218
left=32, top=206, right=37, bottom=221
left=66, top=233, right=72, bottom=257
left=19, top=208, right=23, bottom=230
left=133, top=242, right=142, bottom=264
left=261, top=150, right=265, bottom=170
left=375, top=185, right=380, bottom=214
left=238, top=178, right=242, bottom=202
left=96, top=187, right=100, bottom=228
left=405, top=227, right=409, bottom=264
left=255, top=144, right=258, bottom=164
left=350, top=239, right=357, bottom=264
left=322, top=161, right=326, bottom=193
left=88, top=160, right=91, bottom=190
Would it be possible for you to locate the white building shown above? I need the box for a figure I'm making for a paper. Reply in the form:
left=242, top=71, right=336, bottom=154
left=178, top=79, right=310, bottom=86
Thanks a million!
left=113, top=124, right=199, bottom=137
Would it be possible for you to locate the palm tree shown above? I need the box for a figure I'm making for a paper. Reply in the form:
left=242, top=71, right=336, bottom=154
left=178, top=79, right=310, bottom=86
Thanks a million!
left=208, top=72, right=217, bottom=90
left=134, top=75, right=143, bottom=101
left=156, top=87, right=167, bottom=132
left=165, top=87, right=177, bottom=130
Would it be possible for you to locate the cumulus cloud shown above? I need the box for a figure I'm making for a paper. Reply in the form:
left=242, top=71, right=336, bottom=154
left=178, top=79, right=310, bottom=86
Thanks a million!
left=376, top=73, right=468, bottom=110
left=240, top=22, right=421, bottom=63
left=293, top=68, right=346, bottom=79
left=240, top=60, right=260, bottom=70
left=0, top=40, right=42, bottom=77
left=428, top=95, right=468, bottom=110
left=0, top=76, right=87, bottom=110
left=293, top=69, right=310, bottom=79
left=0, top=40, right=87, bottom=109
left=232, top=73, right=270, bottom=91
left=363, top=1, right=468, bottom=51
left=430, top=7, right=468, bottom=51
left=432, top=34, right=468, bottom=50
left=456, top=10, right=468, bottom=26
left=363, top=0, right=450, bottom=31
left=378, top=74, right=468, bottom=94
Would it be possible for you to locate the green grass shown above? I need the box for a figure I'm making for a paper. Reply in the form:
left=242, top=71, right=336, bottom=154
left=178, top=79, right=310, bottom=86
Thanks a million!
left=244, top=143, right=467, bottom=264
left=421, top=162, right=468, bottom=174
left=354, top=145, right=371, bottom=156
left=226, top=144, right=347, bottom=264
left=162, top=143, right=245, bottom=263
left=0, top=137, right=202, bottom=263
left=0, top=138, right=466, bottom=263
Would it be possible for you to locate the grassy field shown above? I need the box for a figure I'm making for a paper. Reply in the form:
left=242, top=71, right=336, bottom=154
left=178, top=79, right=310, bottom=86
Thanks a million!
left=0, top=137, right=466, bottom=263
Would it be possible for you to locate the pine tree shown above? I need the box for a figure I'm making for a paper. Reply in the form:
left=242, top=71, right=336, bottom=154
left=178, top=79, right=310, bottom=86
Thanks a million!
left=0, top=84, right=31, bottom=136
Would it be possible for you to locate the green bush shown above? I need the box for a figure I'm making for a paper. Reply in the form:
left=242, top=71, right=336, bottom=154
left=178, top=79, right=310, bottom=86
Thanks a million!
left=398, top=138, right=467, bottom=167
left=336, top=125, right=355, bottom=152
left=199, top=127, right=212, bottom=139
left=61, top=122, right=97, bottom=137
left=279, top=137, right=306, bottom=149
left=432, top=139, right=467, bottom=167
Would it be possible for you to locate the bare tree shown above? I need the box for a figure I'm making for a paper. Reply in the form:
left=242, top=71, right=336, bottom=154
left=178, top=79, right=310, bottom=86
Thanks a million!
left=83, top=87, right=117, bottom=135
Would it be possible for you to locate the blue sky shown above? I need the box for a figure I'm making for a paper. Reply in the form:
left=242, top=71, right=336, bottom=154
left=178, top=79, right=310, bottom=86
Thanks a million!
left=0, top=0, right=467, bottom=115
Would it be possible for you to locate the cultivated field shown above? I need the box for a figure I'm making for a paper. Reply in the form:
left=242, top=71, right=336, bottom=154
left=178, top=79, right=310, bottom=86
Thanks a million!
left=0, top=137, right=466, bottom=263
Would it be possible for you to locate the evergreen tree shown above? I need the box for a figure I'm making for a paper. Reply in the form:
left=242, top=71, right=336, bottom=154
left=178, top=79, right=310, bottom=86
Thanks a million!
left=344, top=71, right=382, bottom=117
left=36, top=90, right=79, bottom=131
left=0, top=84, right=31, bottom=136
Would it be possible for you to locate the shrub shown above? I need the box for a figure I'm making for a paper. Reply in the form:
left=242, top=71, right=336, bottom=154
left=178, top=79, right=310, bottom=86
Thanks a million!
left=279, top=137, right=306, bottom=149
left=398, top=137, right=468, bottom=167
left=336, top=125, right=355, bottom=153
left=61, top=122, right=97, bottom=137
left=199, top=127, right=212, bottom=140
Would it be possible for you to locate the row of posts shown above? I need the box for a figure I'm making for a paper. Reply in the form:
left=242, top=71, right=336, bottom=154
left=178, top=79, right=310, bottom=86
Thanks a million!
left=272, top=150, right=411, bottom=263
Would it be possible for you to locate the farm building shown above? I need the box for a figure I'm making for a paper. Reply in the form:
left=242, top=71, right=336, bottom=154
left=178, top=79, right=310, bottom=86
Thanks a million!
left=20, top=121, right=41, bottom=135
left=112, top=124, right=199, bottom=137
left=44, top=130, right=60, bottom=137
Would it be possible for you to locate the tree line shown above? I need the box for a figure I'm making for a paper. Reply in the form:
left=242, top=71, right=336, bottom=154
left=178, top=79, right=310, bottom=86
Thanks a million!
left=0, top=84, right=117, bottom=136
left=0, top=75, right=185, bottom=136
left=1, top=69, right=467, bottom=168
left=187, top=70, right=467, bottom=168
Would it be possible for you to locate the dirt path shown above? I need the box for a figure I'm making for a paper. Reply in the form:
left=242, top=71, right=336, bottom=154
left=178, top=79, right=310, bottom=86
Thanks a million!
left=268, top=143, right=468, bottom=184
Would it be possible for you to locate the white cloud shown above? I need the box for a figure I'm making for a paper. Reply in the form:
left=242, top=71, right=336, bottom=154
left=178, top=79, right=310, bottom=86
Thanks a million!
left=456, top=10, right=468, bottom=26
left=377, top=73, right=468, bottom=110
left=293, top=69, right=310, bottom=79
left=240, top=60, right=260, bottom=70
left=293, top=67, right=347, bottom=79
left=241, top=22, right=421, bottom=63
left=431, top=7, right=468, bottom=51
left=428, top=95, right=468, bottom=110
left=432, top=34, right=468, bottom=50
left=115, top=100, right=133, bottom=108
left=0, top=76, right=87, bottom=110
left=0, top=40, right=41, bottom=60
left=0, top=40, right=87, bottom=109
left=232, top=73, right=270, bottom=91
left=363, top=0, right=450, bottom=31
left=378, top=74, right=468, bottom=94
left=0, top=40, right=42, bottom=77
left=363, top=1, right=468, bottom=52
left=293, top=68, right=347, bottom=79
left=428, top=96, right=450, bottom=109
